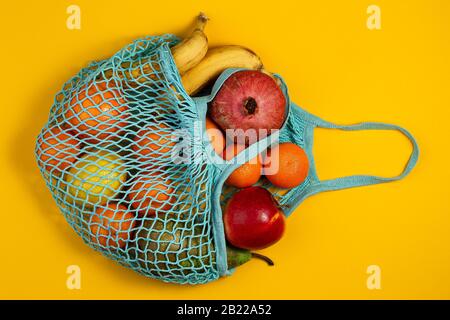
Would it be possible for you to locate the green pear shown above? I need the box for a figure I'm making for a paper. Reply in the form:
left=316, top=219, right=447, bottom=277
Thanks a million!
left=136, top=219, right=273, bottom=278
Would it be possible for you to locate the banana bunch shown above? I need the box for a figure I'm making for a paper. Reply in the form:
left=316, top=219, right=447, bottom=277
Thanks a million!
left=101, top=13, right=264, bottom=95
left=171, top=12, right=209, bottom=75
left=172, top=13, right=264, bottom=96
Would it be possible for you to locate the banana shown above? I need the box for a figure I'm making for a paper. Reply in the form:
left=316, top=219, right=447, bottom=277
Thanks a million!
left=260, top=68, right=282, bottom=87
left=181, top=45, right=263, bottom=96
left=171, top=12, right=209, bottom=75
left=98, top=13, right=208, bottom=85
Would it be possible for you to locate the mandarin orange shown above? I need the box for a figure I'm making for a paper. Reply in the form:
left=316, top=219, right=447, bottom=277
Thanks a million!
left=222, top=144, right=262, bottom=188
left=65, top=81, right=128, bottom=143
left=264, top=142, right=309, bottom=188
left=132, top=122, right=176, bottom=164
left=127, top=172, right=175, bottom=217
left=205, top=117, right=225, bottom=155
left=36, top=125, right=81, bottom=174
left=89, top=203, right=136, bottom=249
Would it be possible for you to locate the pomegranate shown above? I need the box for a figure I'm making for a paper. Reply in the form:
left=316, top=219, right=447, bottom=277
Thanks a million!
left=224, top=186, right=285, bottom=250
left=209, top=70, right=286, bottom=142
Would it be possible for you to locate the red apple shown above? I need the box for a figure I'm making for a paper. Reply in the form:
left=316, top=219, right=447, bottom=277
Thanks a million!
left=209, top=70, right=286, bottom=142
left=224, top=186, right=285, bottom=250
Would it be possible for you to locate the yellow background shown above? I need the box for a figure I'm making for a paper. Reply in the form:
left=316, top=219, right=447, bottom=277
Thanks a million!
left=1, top=0, right=449, bottom=299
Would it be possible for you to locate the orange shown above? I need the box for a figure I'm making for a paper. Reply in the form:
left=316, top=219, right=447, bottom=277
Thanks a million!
left=132, top=122, right=176, bottom=164
left=222, top=144, right=262, bottom=188
left=127, top=172, right=175, bottom=217
left=205, top=117, right=225, bottom=154
left=89, top=203, right=136, bottom=249
left=264, top=142, right=309, bottom=188
left=36, top=125, right=81, bottom=174
left=64, top=81, right=129, bottom=143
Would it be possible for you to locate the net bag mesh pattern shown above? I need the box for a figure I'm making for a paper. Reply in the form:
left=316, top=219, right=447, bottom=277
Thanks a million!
left=34, top=34, right=317, bottom=285
left=35, top=35, right=221, bottom=284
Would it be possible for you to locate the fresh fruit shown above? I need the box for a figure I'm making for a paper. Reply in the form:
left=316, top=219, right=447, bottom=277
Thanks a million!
left=132, top=122, right=176, bottom=164
left=136, top=219, right=212, bottom=276
left=171, top=13, right=209, bottom=75
left=64, top=81, right=129, bottom=143
left=205, top=117, right=225, bottom=155
left=36, top=125, right=81, bottom=174
left=209, top=70, right=286, bottom=142
left=264, top=142, right=309, bottom=188
left=101, top=14, right=207, bottom=85
left=89, top=203, right=136, bottom=249
left=224, top=186, right=285, bottom=250
left=222, top=144, right=261, bottom=188
left=260, top=68, right=282, bottom=87
left=127, top=172, right=175, bottom=217
left=103, top=57, right=161, bottom=87
left=65, top=150, right=126, bottom=207
left=173, top=170, right=208, bottom=217
left=107, top=13, right=208, bottom=84
left=226, top=246, right=274, bottom=268
left=181, top=45, right=263, bottom=96
left=136, top=219, right=272, bottom=276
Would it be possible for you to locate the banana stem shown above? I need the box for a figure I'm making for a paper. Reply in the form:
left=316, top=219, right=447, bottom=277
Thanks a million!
left=251, top=253, right=275, bottom=266
left=196, top=12, right=209, bottom=31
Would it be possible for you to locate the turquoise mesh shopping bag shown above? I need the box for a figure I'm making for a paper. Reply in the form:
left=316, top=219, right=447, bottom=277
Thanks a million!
left=35, top=36, right=418, bottom=284
left=36, top=35, right=222, bottom=284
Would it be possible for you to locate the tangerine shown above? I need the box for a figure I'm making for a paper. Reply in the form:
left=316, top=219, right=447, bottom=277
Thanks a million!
left=127, top=172, right=175, bottom=217
left=36, top=126, right=81, bottom=174
left=205, top=117, right=225, bottom=155
left=65, top=81, right=129, bottom=143
left=264, top=142, right=309, bottom=188
left=222, top=144, right=262, bottom=188
left=89, top=203, right=136, bottom=249
left=132, top=122, right=176, bottom=165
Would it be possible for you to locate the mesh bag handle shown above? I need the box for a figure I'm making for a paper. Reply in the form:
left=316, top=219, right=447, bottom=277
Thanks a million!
left=280, top=103, right=419, bottom=215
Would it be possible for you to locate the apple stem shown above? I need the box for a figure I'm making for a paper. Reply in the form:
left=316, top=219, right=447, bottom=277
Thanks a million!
left=251, top=252, right=275, bottom=266
left=244, top=97, right=257, bottom=115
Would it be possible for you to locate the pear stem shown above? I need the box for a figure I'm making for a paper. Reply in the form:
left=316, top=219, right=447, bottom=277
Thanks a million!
left=251, top=252, right=274, bottom=266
